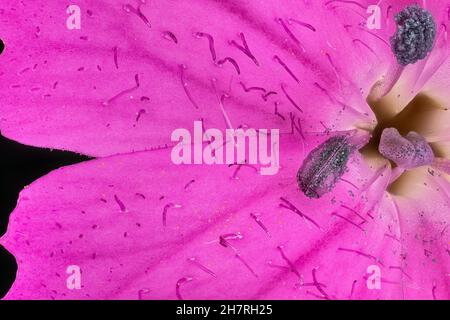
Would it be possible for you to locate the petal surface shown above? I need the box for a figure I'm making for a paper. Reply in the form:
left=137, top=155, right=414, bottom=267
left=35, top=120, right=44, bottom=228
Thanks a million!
left=0, top=133, right=412, bottom=300
left=0, top=0, right=395, bottom=156
left=380, top=168, right=450, bottom=299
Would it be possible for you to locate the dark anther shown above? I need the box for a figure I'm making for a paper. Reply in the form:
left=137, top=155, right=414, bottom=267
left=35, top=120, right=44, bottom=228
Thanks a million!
left=390, top=5, right=436, bottom=65
left=297, top=135, right=352, bottom=199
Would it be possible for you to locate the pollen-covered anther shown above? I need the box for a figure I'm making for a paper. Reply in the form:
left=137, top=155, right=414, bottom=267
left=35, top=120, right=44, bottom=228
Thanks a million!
left=297, top=135, right=353, bottom=199
left=390, top=5, right=436, bottom=65
left=378, top=128, right=434, bottom=169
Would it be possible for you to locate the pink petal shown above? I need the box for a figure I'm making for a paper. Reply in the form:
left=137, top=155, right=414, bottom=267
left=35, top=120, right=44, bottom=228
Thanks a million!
left=419, top=56, right=450, bottom=143
left=377, top=170, right=450, bottom=299
left=0, top=0, right=389, bottom=156
left=0, top=133, right=409, bottom=300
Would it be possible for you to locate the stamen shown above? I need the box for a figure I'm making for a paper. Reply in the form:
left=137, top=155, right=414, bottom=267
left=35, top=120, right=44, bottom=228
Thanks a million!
left=369, top=5, right=436, bottom=100
left=297, top=135, right=353, bottom=199
left=379, top=128, right=434, bottom=169
left=390, top=5, right=436, bottom=66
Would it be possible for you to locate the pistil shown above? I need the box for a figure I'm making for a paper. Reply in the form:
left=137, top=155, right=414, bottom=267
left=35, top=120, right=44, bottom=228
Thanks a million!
left=378, top=127, right=434, bottom=169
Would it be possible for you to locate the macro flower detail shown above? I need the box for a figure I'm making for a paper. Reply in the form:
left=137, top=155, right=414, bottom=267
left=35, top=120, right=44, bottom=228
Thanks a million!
left=0, top=0, right=449, bottom=301
left=379, top=128, right=434, bottom=169
left=390, top=5, right=437, bottom=66
left=297, top=135, right=353, bottom=199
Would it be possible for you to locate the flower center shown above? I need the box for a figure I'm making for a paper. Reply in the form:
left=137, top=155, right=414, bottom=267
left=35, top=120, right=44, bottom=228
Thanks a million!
left=390, top=4, right=436, bottom=66
left=297, top=4, right=443, bottom=199
left=362, top=92, right=448, bottom=194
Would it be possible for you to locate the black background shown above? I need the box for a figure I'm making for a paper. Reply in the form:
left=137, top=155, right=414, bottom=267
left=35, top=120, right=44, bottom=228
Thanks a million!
left=0, top=300, right=447, bottom=316
left=0, top=134, right=90, bottom=298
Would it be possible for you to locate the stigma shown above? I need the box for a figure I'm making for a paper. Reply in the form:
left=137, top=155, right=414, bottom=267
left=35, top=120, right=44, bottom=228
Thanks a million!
left=378, top=128, right=434, bottom=169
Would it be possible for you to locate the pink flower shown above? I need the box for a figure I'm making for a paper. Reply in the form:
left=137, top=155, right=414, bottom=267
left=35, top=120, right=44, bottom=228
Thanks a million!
left=0, top=0, right=449, bottom=299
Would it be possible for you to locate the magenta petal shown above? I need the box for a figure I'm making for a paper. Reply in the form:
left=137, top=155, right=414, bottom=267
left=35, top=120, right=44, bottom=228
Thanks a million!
left=0, top=133, right=411, bottom=300
left=1, top=0, right=449, bottom=301
left=0, top=0, right=388, bottom=156
left=378, top=172, right=450, bottom=299
left=419, top=57, right=450, bottom=143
